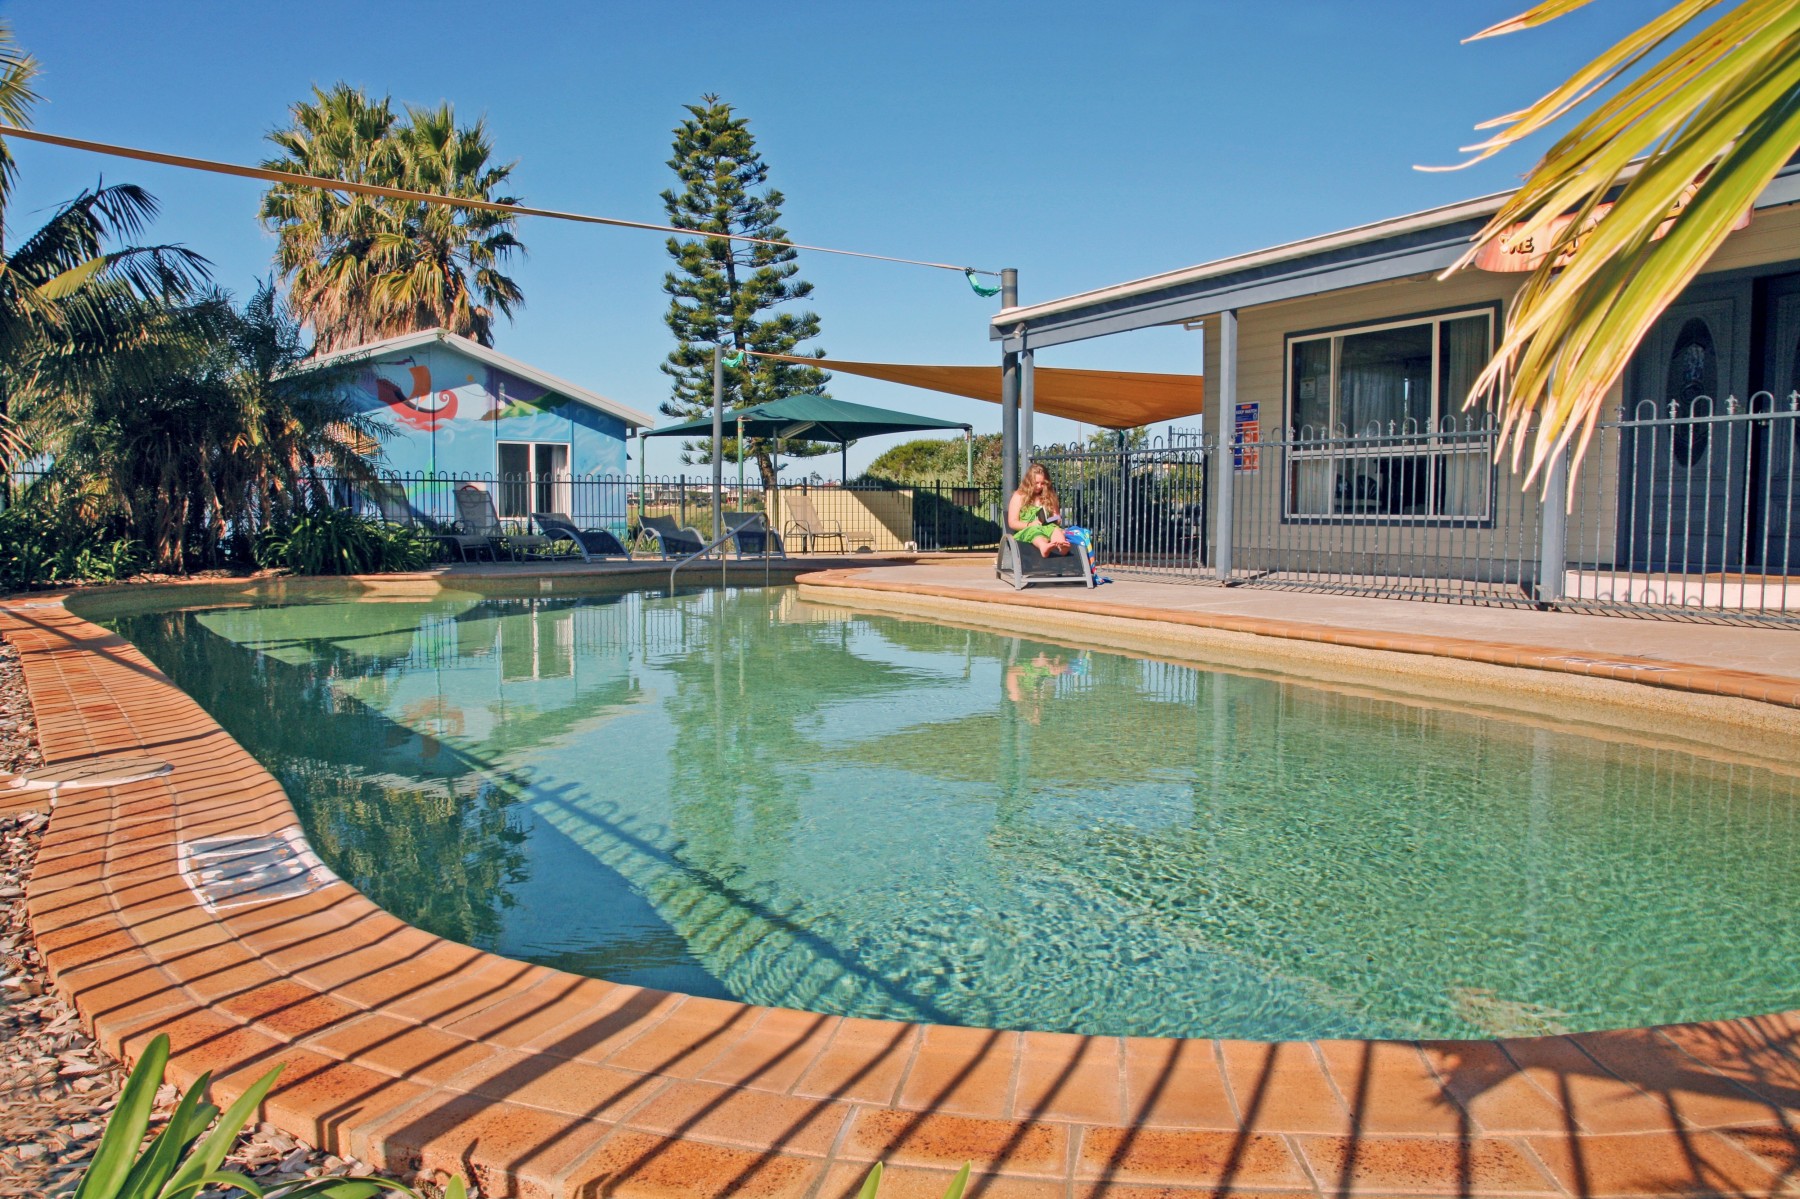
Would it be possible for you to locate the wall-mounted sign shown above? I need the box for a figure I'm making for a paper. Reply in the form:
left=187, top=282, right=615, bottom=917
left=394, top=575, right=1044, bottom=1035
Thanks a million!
left=1474, top=188, right=1751, bottom=273
left=1233, top=401, right=1260, bottom=472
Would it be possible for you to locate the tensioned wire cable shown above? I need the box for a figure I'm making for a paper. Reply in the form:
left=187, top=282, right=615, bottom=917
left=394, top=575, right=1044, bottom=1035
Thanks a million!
left=0, top=125, right=1003, bottom=283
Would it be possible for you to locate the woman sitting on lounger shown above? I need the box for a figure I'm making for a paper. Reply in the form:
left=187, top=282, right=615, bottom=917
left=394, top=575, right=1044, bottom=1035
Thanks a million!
left=1007, top=463, right=1072, bottom=555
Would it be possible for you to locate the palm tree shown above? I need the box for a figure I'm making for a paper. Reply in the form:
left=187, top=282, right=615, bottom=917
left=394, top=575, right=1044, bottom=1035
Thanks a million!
left=261, top=85, right=525, bottom=351
left=45, top=283, right=384, bottom=571
left=258, top=84, right=403, bottom=353
left=1435, top=0, right=1800, bottom=488
left=0, top=22, right=209, bottom=469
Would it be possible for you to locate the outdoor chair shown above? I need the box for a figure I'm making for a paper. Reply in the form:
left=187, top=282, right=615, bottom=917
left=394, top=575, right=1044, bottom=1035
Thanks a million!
left=531, top=512, right=632, bottom=562
left=641, top=514, right=708, bottom=558
left=783, top=494, right=874, bottom=553
left=448, top=486, right=548, bottom=562
left=997, top=535, right=1097, bottom=590
left=722, top=511, right=786, bottom=558
left=363, top=479, right=417, bottom=528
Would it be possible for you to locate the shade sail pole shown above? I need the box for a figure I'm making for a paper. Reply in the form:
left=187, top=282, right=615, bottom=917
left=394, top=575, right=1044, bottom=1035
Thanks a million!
left=965, top=429, right=974, bottom=485
left=736, top=416, right=745, bottom=506
left=1000, top=268, right=1020, bottom=498
left=1021, top=348, right=1035, bottom=469
left=711, top=345, right=724, bottom=552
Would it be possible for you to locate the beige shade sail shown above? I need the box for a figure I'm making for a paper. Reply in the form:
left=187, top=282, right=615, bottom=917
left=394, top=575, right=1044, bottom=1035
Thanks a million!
left=755, top=353, right=1203, bottom=430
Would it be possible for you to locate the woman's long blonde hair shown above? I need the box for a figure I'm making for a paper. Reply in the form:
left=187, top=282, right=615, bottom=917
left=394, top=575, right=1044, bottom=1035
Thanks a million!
left=1014, top=462, right=1059, bottom=511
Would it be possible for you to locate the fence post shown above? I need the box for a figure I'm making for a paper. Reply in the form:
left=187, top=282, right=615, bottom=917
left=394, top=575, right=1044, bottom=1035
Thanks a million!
left=1214, top=308, right=1237, bottom=582
left=1536, top=447, right=1568, bottom=605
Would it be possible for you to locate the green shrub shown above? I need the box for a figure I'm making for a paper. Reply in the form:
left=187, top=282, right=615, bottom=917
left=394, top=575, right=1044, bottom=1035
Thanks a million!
left=0, top=503, right=147, bottom=592
left=257, top=508, right=436, bottom=576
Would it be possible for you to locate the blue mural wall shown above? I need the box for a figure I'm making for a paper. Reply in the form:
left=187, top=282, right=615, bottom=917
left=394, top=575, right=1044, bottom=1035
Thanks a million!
left=351, top=341, right=629, bottom=476
left=348, top=340, right=632, bottom=532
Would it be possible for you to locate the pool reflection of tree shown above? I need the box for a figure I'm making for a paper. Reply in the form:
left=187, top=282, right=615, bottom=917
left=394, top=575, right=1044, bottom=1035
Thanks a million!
left=649, top=589, right=946, bottom=880
left=115, top=607, right=533, bottom=949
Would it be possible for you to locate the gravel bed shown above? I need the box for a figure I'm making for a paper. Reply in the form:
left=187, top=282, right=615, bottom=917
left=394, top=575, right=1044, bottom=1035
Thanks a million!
left=0, top=635, right=415, bottom=1198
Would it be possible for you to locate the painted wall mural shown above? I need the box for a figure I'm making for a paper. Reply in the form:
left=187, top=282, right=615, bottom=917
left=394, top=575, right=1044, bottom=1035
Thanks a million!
left=349, top=342, right=630, bottom=480
left=347, top=341, right=633, bottom=534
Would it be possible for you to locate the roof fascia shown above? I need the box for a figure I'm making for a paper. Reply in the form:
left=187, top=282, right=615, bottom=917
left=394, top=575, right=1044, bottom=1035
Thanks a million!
left=996, top=163, right=1800, bottom=351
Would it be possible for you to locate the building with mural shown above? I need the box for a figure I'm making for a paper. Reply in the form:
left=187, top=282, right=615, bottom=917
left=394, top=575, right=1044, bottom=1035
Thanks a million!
left=309, top=328, right=653, bottom=525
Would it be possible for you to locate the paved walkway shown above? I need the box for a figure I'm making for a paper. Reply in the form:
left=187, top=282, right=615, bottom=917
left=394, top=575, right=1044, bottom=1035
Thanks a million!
left=8, top=581, right=1800, bottom=1197
left=803, top=563, right=1800, bottom=707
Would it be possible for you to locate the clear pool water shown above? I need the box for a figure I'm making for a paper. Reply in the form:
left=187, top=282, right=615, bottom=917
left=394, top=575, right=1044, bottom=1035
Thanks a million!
left=110, top=586, right=1800, bottom=1040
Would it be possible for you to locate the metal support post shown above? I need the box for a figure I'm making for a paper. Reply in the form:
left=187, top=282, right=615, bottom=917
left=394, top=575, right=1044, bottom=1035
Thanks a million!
left=711, top=345, right=724, bottom=551
left=1021, top=348, right=1035, bottom=468
left=1000, top=268, right=1020, bottom=498
left=1214, top=309, right=1237, bottom=582
left=1536, top=446, right=1569, bottom=605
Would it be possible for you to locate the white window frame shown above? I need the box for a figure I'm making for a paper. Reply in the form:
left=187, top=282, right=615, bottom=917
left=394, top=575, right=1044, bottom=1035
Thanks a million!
left=1283, top=307, right=1496, bottom=523
left=496, top=440, right=572, bottom=518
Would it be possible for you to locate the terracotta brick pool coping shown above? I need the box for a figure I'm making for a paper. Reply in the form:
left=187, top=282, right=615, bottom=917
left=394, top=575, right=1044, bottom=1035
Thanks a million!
left=8, top=581, right=1800, bottom=1198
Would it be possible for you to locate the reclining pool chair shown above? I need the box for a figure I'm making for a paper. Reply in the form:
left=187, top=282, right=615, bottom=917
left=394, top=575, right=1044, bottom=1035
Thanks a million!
left=444, top=486, right=510, bottom=562
left=531, top=513, right=632, bottom=562
left=722, top=511, right=786, bottom=558
left=641, top=514, right=708, bottom=558
left=997, top=535, right=1097, bottom=590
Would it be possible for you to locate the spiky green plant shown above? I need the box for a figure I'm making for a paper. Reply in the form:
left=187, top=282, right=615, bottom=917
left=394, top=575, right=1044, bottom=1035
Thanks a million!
left=1430, top=0, right=1800, bottom=490
left=72, top=1034, right=468, bottom=1199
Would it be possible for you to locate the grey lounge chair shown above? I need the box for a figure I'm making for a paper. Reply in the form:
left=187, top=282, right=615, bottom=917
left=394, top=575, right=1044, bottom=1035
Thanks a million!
left=532, top=512, right=631, bottom=562
left=782, top=493, right=874, bottom=553
left=363, top=479, right=417, bottom=527
left=451, top=486, right=550, bottom=561
left=997, top=535, right=1096, bottom=589
left=441, top=486, right=507, bottom=561
left=722, top=511, right=786, bottom=558
left=641, top=514, right=707, bottom=558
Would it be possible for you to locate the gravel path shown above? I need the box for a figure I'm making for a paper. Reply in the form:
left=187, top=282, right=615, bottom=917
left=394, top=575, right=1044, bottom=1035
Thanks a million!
left=0, top=635, right=411, bottom=1198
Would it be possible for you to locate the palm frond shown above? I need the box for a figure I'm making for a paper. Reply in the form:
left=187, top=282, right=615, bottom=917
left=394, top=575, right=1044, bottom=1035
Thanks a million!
left=1431, top=0, right=1800, bottom=493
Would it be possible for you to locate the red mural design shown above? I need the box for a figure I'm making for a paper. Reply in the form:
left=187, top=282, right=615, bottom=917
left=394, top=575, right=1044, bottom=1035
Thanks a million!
left=375, top=360, right=458, bottom=431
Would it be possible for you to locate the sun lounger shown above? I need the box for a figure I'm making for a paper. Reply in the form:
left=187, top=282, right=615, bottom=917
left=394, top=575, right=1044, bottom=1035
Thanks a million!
left=997, top=535, right=1096, bottom=589
left=531, top=513, right=632, bottom=562
left=449, top=486, right=550, bottom=562
left=641, top=514, right=708, bottom=558
left=362, top=479, right=418, bottom=527
left=782, top=494, right=874, bottom=553
left=442, top=486, right=509, bottom=561
left=722, top=511, right=786, bottom=558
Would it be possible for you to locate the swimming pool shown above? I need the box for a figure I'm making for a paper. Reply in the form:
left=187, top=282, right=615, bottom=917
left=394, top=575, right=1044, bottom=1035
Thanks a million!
left=110, top=585, right=1800, bottom=1041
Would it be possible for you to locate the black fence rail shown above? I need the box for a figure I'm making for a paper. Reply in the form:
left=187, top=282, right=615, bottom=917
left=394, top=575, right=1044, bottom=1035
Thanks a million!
left=1554, top=395, right=1800, bottom=623
left=1034, top=402, right=1800, bottom=626
left=1032, top=438, right=1210, bottom=579
left=1226, top=418, right=1543, bottom=605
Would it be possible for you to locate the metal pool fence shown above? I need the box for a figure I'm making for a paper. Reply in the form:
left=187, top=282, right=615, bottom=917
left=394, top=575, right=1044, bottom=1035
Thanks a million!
left=0, top=467, right=1006, bottom=556
left=1033, top=397, right=1800, bottom=626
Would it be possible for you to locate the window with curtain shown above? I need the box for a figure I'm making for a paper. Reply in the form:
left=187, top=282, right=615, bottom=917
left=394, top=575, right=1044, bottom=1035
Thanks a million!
left=1285, top=309, right=1495, bottom=520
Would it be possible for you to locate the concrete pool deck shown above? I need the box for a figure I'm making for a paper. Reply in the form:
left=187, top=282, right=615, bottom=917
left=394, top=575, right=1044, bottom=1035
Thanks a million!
left=8, top=570, right=1800, bottom=1198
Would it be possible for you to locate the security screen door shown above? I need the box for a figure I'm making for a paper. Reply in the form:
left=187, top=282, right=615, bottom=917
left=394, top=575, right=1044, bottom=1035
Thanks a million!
left=1617, top=288, right=1746, bottom=573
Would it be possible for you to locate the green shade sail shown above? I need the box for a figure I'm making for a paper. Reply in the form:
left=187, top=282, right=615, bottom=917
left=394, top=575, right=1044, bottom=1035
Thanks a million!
left=645, top=393, right=970, bottom=445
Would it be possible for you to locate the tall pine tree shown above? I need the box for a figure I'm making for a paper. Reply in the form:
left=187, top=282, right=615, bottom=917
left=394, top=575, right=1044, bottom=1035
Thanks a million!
left=661, top=95, right=829, bottom=487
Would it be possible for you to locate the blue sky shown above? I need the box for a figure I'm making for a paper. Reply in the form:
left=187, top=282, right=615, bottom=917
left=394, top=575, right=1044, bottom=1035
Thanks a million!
left=6, top=0, right=1668, bottom=476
